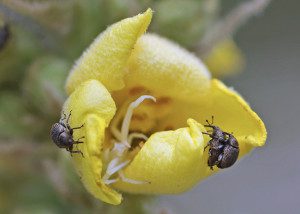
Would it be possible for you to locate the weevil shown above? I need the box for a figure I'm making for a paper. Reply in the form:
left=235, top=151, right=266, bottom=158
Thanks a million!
left=202, top=116, right=239, bottom=170
left=50, top=111, right=84, bottom=157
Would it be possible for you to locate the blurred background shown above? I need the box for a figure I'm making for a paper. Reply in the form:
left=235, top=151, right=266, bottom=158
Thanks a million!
left=0, top=0, right=299, bottom=213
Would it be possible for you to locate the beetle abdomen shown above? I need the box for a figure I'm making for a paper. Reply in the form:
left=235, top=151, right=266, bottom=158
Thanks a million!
left=50, top=123, right=63, bottom=143
left=50, top=123, right=71, bottom=148
left=218, top=145, right=239, bottom=169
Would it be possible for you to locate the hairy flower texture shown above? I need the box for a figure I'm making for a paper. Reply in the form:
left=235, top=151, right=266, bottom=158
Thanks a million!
left=62, top=9, right=267, bottom=205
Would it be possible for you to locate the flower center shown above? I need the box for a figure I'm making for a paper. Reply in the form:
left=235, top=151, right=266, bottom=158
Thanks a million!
left=102, top=95, right=156, bottom=185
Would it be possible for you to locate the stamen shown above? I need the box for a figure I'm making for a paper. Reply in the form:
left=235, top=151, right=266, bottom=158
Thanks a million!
left=106, top=158, right=119, bottom=173
left=118, top=171, right=149, bottom=185
left=104, top=95, right=156, bottom=186
left=120, top=95, right=156, bottom=143
left=110, top=115, right=123, bottom=141
left=110, top=126, right=122, bottom=142
left=112, top=142, right=128, bottom=156
left=103, top=159, right=130, bottom=181
left=104, top=178, right=119, bottom=185
left=108, top=159, right=130, bottom=176
left=102, top=158, right=119, bottom=181
left=128, top=132, right=148, bottom=145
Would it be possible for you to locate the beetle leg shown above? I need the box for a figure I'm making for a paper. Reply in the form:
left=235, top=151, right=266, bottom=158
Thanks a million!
left=74, top=136, right=85, bottom=142
left=66, top=147, right=73, bottom=157
left=69, top=150, right=84, bottom=157
left=73, top=141, right=84, bottom=144
left=208, top=148, right=212, bottom=156
left=72, top=124, right=84, bottom=130
left=69, top=124, right=84, bottom=136
left=208, top=158, right=214, bottom=170
left=73, top=137, right=84, bottom=146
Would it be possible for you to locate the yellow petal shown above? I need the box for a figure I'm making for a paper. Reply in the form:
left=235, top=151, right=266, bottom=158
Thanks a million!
left=156, top=78, right=267, bottom=155
left=156, top=78, right=266, bottom=149
left=65, top=9, right=153, bottom=95
left=204, top=39, right=245, bottom=77
left=113, top=80, right=266, bottom=194
left=123, top=33, right=211, bottom=102
left=113, top=119, right=213, bottom=194
left=62, top=80, right=122, bottom=205
left=207, top=79, right=267, bottom=156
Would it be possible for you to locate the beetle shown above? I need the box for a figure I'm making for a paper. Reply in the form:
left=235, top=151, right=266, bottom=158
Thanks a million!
left=202, top=116, right=239, bottom=170
left=50, top=111, right=84, bottom=157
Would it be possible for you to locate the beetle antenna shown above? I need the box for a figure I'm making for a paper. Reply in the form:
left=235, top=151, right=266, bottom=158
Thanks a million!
left=62, top=112, right=67, bottom=120
left=202, top=132, right=213, bottom=137
left=59, top=112, right=67, bottom=123
left=205, top=116, right=214, bottom=126
left=205, top=119, right=211, bottom=126
left=67, top=110, right=72, bottom=124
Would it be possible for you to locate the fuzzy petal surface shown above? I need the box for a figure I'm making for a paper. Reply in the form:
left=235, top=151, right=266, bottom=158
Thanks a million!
left=62, top=80, right=122, bottom=205
left=124, top=33, right=211, bottom=101
left=65, top=9, right=153, bottom=94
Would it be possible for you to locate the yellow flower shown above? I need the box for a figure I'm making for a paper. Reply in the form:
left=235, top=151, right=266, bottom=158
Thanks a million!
left=204, top=39, right=245, bottom=77
left=62, top=9, right=267, bottom=205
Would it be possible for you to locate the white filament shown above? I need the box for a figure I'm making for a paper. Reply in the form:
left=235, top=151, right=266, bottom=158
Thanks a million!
left=118, top=171, right=149, bottom=185
left=104, top=178, right=119, bottom=185
left=120, top=95, right=156, bottom=145
left=128, top=132, right=148, bottom=145
left=107, top=160, right=130, bottom=176
left=103, top=95, right=156, bottom=185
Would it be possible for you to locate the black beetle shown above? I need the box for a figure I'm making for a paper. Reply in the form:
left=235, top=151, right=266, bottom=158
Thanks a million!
left=50, top=111, right=84, bottom=157
left=202, top=116, right=239, bottom=170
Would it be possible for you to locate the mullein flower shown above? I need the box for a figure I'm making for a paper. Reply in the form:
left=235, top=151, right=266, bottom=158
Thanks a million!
left=61, top=9, right=266, bottom=205
left=204, top=39, right=245, bottom=77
